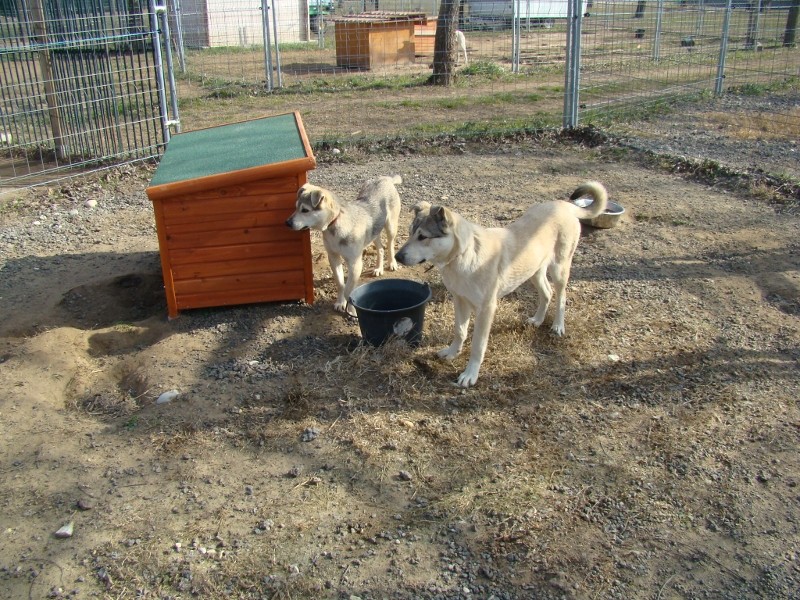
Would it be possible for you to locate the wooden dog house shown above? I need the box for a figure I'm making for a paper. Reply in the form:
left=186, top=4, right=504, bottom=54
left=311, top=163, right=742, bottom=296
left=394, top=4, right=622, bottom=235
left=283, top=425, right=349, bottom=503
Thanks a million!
left=146, top=112, right=316, bottom=319
left=414, top=18, right=437, bottom=56
left=332, top=11, right=427, bottom=70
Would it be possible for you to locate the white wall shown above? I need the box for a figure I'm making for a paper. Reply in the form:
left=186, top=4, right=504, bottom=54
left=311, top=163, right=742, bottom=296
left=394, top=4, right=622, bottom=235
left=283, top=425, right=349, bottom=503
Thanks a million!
left=180, top=0, right=309, bottom=48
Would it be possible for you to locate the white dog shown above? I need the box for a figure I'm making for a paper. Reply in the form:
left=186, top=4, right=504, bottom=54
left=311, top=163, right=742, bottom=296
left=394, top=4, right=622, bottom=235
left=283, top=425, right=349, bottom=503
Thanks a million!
left=455, top=30, right=468, bottom=66
left=286, top=175, right=402, bottom=316
left=395, top=181, right=609, bottom=387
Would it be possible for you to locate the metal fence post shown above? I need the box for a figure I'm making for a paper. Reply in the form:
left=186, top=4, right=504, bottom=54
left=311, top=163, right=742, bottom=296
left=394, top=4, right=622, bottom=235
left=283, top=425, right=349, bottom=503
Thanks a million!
left=695, top=0, right=706, bottom=36
left=271, top=0, right=284, bottom=88
left=172, top=0, right=187, bottom=73
left=150, top=0, right=172, bottom=144
left=157, top=2, right=181, bottom=133
left=563, top=0, right=583, bottom=128
left=261, top=0, right=274, bottom=91
left=653, top=0, right=665, bottom=62
left=511, top=0, right=519, bottom=74
left=715, top=0, right=734, bottom=96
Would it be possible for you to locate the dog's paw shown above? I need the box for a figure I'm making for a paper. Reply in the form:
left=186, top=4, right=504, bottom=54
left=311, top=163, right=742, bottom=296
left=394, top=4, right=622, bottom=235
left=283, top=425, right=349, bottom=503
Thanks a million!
left=456, top=365, right=480, bottom=388
left=334, top=299, right=349, bottom=313
left=437, top=346, right=460, bottom=361
left=527, top=315, right=546, bottom=328
left=371, top=266, right=384, bottom=278
left=387, top=259, right=399, bottom=271
left=551, top=322, right=565, bottom=336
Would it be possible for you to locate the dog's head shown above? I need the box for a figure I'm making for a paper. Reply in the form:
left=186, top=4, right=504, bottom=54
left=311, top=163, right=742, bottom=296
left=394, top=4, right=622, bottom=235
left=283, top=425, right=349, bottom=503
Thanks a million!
left=286, top=183, right=338, bottom=231
left=395, top=201, right=458, bottom=266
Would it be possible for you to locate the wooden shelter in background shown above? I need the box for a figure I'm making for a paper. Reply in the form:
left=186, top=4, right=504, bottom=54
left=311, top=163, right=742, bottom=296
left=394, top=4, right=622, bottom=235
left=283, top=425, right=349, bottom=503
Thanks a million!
left=414, top=18, right=437, bottom=56
left=332, top=12, right=428, bottom=70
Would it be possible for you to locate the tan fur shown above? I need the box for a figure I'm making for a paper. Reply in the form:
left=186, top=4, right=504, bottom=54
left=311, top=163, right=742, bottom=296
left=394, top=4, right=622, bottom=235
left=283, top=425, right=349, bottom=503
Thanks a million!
left=286, top=175, right=402, bottom=316
left=395, top=181, right=608, bottom=387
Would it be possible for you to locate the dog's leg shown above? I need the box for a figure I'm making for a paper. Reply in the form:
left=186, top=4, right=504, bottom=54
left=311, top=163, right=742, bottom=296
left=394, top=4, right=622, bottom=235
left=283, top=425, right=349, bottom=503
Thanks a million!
left=328, top=251, right=346, bottom=297
left=527, top=267, right=552, bottom=327
left=548, top=261, right=571, bottom=336
left=370, top=239, right=386, bottom=278
left=385, top=220, right=399, bottom=272
left=457, top=298, right=497, bottom=387
left=438, top=295, right=471, bottom=361
left=337, top=255, right=363, bottom=316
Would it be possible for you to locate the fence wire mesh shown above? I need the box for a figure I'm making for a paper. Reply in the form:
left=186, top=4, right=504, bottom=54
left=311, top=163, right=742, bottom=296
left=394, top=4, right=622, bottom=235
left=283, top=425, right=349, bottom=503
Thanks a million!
left=164, top=0, right=800, bottom=143
left=579, top=1, right=800, bottom=115
left=1, top=0, right=798, bottom=191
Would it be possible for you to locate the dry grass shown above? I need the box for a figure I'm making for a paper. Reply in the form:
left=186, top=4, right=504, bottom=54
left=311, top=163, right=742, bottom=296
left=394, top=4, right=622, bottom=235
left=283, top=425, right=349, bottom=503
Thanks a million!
left=701, top=105, right=800, bottom=140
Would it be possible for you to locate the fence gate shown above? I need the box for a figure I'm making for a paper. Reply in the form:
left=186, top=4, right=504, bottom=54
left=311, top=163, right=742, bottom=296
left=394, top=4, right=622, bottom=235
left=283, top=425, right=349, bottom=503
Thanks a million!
left=0, top=0, right=177, bottom=193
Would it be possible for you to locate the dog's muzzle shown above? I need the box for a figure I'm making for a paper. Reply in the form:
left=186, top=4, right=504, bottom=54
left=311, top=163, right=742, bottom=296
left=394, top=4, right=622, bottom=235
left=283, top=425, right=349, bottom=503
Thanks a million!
left=285, top=218, right=307, bottom=231
left=395, top=251, right=424, bottom=266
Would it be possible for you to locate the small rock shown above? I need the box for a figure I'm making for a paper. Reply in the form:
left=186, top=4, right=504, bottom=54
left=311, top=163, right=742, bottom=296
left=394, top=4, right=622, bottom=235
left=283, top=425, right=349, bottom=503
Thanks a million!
left=76, top=499, right=94, bottom=511
left=301, top=427, right=320, bottom=442
left=156, top=389, right=179, bottom=404
left=84, top=199, right=98, bottom=208
left=398, top=470, right=413, bottom=481
left=54, top=521, right=74, bottom=538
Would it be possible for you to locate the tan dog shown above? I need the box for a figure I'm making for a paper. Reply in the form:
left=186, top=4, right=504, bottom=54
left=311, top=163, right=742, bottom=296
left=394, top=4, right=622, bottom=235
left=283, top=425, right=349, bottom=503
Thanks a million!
left=286, top=175, right=402, bottom=316
left=395, top=181, right=608, bottom=387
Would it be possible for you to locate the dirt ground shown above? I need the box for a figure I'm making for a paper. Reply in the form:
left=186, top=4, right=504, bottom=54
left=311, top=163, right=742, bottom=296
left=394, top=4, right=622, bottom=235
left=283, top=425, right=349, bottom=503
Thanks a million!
left=1, top=128, right=799, bottom=599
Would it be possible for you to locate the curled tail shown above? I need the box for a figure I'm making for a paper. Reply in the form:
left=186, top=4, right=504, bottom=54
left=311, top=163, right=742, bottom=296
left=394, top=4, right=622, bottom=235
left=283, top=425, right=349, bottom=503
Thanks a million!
left=569, top=181, right=608, bottom=220
left=391, top=174, right=402, bottom=186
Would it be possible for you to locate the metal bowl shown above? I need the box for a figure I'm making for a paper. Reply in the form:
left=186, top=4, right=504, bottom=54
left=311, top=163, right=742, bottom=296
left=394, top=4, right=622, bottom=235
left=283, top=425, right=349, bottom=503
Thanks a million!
left=572, top=197, right=625, bottom=229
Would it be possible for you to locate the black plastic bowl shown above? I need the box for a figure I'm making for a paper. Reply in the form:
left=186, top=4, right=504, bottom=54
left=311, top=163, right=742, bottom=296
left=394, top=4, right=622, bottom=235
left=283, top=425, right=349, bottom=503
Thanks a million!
left=349, top=279, right=432, bottom=346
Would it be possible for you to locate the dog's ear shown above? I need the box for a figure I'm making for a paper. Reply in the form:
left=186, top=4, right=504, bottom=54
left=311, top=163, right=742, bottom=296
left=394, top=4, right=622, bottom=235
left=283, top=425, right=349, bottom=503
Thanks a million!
left=310, top=189, right=327, bottom=208
left=411, top=201, right=431, bottom=216
left=297, top=184, right=328, bottom=208
left=431, top=206, right=454, bottom=232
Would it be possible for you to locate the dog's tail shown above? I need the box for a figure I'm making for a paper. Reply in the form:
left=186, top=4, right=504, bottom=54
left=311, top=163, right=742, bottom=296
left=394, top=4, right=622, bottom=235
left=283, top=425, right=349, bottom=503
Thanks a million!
left=569, top=181, right=608, bottom=220
left=390, top=175, right=402, bottom=186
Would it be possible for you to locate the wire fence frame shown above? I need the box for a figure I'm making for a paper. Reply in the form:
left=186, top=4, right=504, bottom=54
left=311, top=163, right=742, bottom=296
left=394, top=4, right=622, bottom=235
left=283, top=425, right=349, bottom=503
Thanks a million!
left=0, top=0, right=181, bottom=193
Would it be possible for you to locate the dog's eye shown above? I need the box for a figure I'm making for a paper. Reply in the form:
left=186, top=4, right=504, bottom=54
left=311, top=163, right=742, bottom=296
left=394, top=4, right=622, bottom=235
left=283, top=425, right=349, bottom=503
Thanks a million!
left=300, top=207, right=310, bottom=213
left=417, top=234, right=428, bottom=241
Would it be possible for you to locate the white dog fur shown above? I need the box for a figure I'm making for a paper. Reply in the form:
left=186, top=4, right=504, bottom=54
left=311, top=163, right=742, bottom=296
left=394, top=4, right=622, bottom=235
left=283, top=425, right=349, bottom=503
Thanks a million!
left=286, top=175, right=402, bottom=316
left=395, top=181, right=609, bottom=387
left=455, top=30, right=468, bottom=66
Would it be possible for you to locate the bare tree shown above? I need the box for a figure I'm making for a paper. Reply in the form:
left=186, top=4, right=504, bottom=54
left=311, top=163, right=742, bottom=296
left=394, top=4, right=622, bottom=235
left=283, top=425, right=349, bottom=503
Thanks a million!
left=785, top=0, right=799, bottom=47
left=429, top=0, right=461, bottom=86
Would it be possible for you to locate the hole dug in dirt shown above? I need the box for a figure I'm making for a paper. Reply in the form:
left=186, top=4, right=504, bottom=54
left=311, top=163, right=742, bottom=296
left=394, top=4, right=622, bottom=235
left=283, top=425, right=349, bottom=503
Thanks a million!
left=59, top=272, right=166, bottom=329
left=70, top=363, right=152, bottom=419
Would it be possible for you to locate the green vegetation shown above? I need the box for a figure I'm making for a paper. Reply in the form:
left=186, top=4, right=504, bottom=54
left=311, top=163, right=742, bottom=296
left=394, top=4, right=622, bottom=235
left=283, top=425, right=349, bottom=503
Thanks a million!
left=458, top=60, right=508, bottom=80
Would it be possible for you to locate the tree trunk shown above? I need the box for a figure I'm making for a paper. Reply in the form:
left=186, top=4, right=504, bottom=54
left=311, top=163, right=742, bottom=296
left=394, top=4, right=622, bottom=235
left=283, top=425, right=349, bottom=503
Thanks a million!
left=429, top=0, right=461, bottom=86
left=785, top=0, right=799, bottom=47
